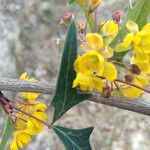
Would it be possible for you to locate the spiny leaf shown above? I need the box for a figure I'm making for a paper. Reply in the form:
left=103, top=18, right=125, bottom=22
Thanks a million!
left=111, top=0, right=150, bottom=59
left=0, top=117, right=15, bottom=150
left=51, top=20, right=91, bottom=123
left=53, top=125, right=94, bottom=150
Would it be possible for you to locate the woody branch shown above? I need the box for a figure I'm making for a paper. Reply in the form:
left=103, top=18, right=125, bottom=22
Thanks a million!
left=0, top=78, right=150, bottom=116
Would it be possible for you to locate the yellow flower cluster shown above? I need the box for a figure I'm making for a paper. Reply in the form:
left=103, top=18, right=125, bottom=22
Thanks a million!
left=74, top=20, right=150, bottom=98
left=115, top=20, right=150, bottom=98
left=10, top=73, right=47, bottom=150
left=73, top=21, right=118, bottom=93
left=116, top=20, right=150, bottom=73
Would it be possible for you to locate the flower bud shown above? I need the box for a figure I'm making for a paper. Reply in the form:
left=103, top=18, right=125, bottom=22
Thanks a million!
left=130, top=64, right=141, bottom=75
left=125, top=74, right=134, bottom=82
left=112, top=10, right=121, bottom=23
left=101, top=85, right=111, bottom=98
left=63, top=12, right=74, bottom=24
left=88, top=0, right=102, bottom=13
left=77, top=21, right=85, bottom=34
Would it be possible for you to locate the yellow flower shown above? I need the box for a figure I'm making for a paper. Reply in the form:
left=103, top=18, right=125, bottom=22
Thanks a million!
left=73, top=72, right=104, bottom=92
left=88, top=0, right=102, bottom=13
left=20, top=72, right=40, bottom=104
left=119, top=78, right=144, bottom=98
left=81, top=33, right=114, bottom=58
left=115, top=73, right=149, bottom=98
left=131, top=50, right=150, bottom=73
left=74, top=51, right=104, bottom=75
left=103, top=61, right=117, bottom=81
left=10, top=102, right=47, bottom=150
left=116, top=20, right=150, bottom=53
left=116, top=20, right=150, bottom=73
left=10, top=132, right=31, bottom=150
left=73, top=51, right=117, bottom=92
left=101, top=20, right=119, bottom=44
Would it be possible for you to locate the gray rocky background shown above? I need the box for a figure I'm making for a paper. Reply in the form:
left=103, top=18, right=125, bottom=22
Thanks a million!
left=0, top=0, right=150, bottom=150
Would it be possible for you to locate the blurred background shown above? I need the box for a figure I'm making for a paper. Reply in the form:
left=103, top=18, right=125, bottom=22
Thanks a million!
left=0, top=0, right=150, bottom=149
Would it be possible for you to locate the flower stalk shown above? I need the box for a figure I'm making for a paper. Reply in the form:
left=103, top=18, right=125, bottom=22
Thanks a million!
left=96, top=75, right=150, bottom=94
left=0, top=93, right=51, bottom=128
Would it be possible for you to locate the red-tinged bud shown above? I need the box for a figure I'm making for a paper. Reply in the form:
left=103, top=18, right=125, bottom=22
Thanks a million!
left=63, top=12, right=74, bottom=24
left=130, top=64, right=141, bottom=75
left=125, top=74, right=134, bottom=82
left=101, top=85, right=111, bottom=98
left=112, top=10, right=121, bottom=23
left=77, top=21, right=85, bottom=34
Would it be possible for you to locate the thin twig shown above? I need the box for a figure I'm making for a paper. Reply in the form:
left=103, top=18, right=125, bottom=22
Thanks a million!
left=8, top=102, right=51, bottom=128
left=0, top=78, right=150, bottom=116
left=85, top=12, right=90, bottom=35
left=94, top=9, right=98, bottom=32
left=96, top=75, right=150, bottom=94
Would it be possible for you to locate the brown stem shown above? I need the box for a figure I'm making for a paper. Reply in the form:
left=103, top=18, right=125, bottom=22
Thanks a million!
left=113, top=81, right=123, bottom=94
left=115, top=79, right=150, bottom=93
left=94, top=9, right=98, bottom=32
left=85, top=12, right=90, bottom=35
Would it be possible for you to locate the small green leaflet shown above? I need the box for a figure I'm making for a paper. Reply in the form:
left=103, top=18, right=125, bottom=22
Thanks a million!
left=53, top=125, right=94, bottom=150
left=111, top=0, right=150, bottom=59
left=69, top=0, right=76, bottom=4
left=0, top=117, right=15, bottom=150
left=51, top=20, right=91, bottom=123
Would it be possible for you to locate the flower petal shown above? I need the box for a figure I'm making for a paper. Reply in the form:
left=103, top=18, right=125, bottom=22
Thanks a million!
left=136, top=73, right=149, bottom=86
left=101, top=20, right=119, bottom=44
left=34, top=104, right=47, bottom=112
left=103, top=61, right=117, bottom=81
left=126, top=20, right=139, bottom=33
left=102, top=46, right=113, bottom=58
left=73, top=72, right=94, bottom=91
left=142, top=23, right=150, bottom=32
left=120, top=79, right=144, bottom=98
left=115, top=33, right=134, bottom=52
left=20, top=72, right=28, bottom=80
left=10, top=140, right=18, bottom=150
left=93, top=76, right=104, bottom=92
left=86, top=33, right=104, bottom=51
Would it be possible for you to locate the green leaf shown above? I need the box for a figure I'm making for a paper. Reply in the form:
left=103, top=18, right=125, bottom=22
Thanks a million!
left=51, top=20, right=91, bottom=123
left=53, top=125, right=94, bottom=150
left=0, top=117, right=15, bottom=150
left=111, top=0, right=150, bottom=59
left=126, top=0, right=150, bottom=30
left=68, top=0, right=76, bottom=4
